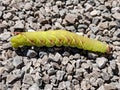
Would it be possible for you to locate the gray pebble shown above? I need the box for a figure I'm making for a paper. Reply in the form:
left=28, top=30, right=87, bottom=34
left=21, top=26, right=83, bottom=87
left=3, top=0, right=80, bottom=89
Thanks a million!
left=0, top=32, right=11, bottom=41
left=52, top=5, right=59, bottom=13
left=105, top=1, right=111, bottom=8
left=62, top=56, right=69, bottom=65
left=50, top=75, right=57, bottom=84
left=2, top=42, right=12, bottom=49
left=99, top=21, right=109, bottom=29
left=112, top=1, right=118, bottom=7
left=23, top=74, right=34, bottom=85
left=95, top=0, right=101, bottom=6
left=96, top=57, right=108, bottom=69
left=59, top=9, right=66, bottom=17
left=55, top=22, right=63, bottom=29
left=116, top=20, right=120, bottom=28
left=107, top=66, right=113, bottom=77
left=73, top=53, right=80, bottom=59
left=81, top=80, right=91, bottom=90
left=12, top=81, right=21, bottom=90
left=90, top=33, right=97, bottom=39
left=116, top=83, right=120, bottom=89
left=62, top=19, right=67, bottom=26
left=39, top=55, right=48, bottom=65
left=96, top=78, right=104, bottom=86
left=56, top=70, right=65, bottom=81
left=48, top=53, right=55, bottom=61
left=13, top=69, right=25, bottom=79
left=14, top=20, right=25, bottom=29
left=67, top=75, right=72, bottom=81
left=44, top=24, right=51, bottom=30
left=109, top=21, right=117, bottom=28
left=0, top=11, right=2, bottom=17
left=90, top=26, right=99, bottom=34
left=75, top=59, right=81, bottom=68
left=89, top=77, right=97, bottom=87
left=3, top=12, right=13, bottom=19
left=62, top=51, right=70, bottom=57
left=65, top=13, right=77, bottom=24
left=6, top=74, right=17, bottom=84
left=0, top=67, right=5, bottom=76
left=101, top=72, right=110, bottom=81
left=85, top=3, right=93, bottom=11
left=4, top=59, right=14, bottom=72
left=51, top=62, right=60, bottom=70
left=99, top=0, right=105, bottom=4
left=73, top=0, right=79, bottom=5
left=66, top=63, right=74, bottom=74
left=24, top=3, right=32, bottom=10
left=90, top=10, right=100, bottom=16
left=65, top=26, right=76, bottom=31
left=111, top=7, right=120, bottom=13
left=0, top=6, right=5, bottom=11
left=97, top=85, right=104, bottom=90
left=110, top=60, right=116, bottom=70
left=87, top=52, right=98, bottom=59
left=47, top=68, right=56, bottom=76
left=2, top=0, right=11, bottom=5
left=66, top=81, right=73, bottom=89
left=113, top=41, right=120, bottom=46
left=102, top=12, right=111, bottom=20
left=42, top=63, right=51, bottom=71
left=58, top=81, right=66, bottom=89
left=39, top=51, right=47, bottom=59
left=56, top=1, right=63, bottom=6
left=81, top=63, right=91, bottom=70
left=66, top=0, right=72, bottom=5
left=92, top=17, right=100, bottom=25
left=117, top=63, right=120, bottom=75
left=72, top=79, right=79, bottom=85
left=42, top=74, right=49, bottom=84
left=113, top=29, right=120, bottom=38
left=103, top=84, right=116, bottom=90
left=22, top=62, right=32, bottom=72
left=27, top=50, right=37, bottom=58
left=97, top=5, right=106, bottom=10
left=13, top=56, right=23, bottom=68
left=28, top=83, right=39, bottom=90
left=74, top=84, right=81, bottom=90
left=44, top=84, right=53, bottom=90
left=78, top=24, right=88, bottom=29
left=53, top=53, right=62, bottom=62
left=112, top=13, right=120, bottom=20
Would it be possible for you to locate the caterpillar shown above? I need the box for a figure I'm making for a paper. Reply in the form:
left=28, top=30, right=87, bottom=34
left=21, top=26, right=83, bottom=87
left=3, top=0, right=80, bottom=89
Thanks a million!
left=10, top=30, right=110, bottom=54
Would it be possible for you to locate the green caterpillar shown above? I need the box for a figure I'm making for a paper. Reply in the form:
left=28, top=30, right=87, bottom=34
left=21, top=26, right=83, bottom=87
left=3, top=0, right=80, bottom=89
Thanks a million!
left=10, top=30, right=110, bottom=54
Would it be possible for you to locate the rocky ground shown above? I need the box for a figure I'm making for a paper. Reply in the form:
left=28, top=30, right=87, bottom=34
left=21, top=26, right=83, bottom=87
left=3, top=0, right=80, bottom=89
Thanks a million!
left=0, top=0, right=120, bottom=90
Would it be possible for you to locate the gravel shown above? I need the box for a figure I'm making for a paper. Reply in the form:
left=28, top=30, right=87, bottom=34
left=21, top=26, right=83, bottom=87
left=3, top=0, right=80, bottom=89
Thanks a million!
left=0, top=32, right=11, bottom=41
left=44, top=84, right=53, bottom=90
left=90, top=10, right=100, bottom=16
left=27, top=49, right=37, bottom=58
left=0, top=0, right=120, bottom=90
left=96, top=57, right=108, bottom=69
left=56, top=70, right=66, bottom=81
left=112, top=13, right=120, bottom=20
left=13, top=56, right=23, bottom=68
left=65, top=13, right=77, bottom=24
left=14, top=20, right=25, bottom=30
left=28, top=83, right=39, bottom=90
